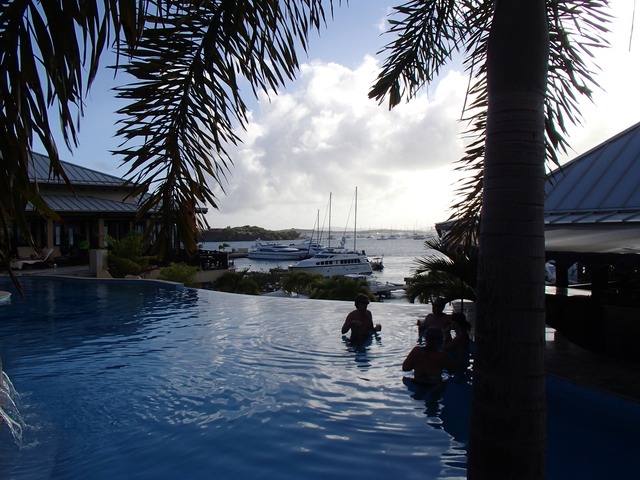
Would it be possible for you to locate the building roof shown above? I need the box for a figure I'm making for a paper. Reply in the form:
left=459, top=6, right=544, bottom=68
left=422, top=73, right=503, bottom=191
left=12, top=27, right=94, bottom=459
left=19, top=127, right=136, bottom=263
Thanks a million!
left=30, top=152, right=127, bottom=187
left=27, top=195, right=141, bottom=214
left=545, top=121, right=640, bottom=254
left=27, top=152, right=208, bottom=216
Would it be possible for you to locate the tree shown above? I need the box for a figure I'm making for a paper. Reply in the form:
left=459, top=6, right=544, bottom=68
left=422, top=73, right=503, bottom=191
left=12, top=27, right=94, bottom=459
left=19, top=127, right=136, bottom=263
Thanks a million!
left=369, top=1, right=608, bottom=478
left=406, top=236, right=477, bottom=304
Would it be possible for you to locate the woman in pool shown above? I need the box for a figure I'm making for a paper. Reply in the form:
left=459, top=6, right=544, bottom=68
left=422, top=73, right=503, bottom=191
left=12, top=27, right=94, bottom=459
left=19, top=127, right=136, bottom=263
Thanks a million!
left=341, top=293, right=381, bottom=346
left=402, top=326, right=456, bottom=386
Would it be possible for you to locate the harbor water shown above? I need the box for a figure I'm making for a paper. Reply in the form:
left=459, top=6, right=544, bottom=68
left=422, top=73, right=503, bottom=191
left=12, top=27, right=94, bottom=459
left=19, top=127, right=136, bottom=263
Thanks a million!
left=202, top=235, right=432, bottom=287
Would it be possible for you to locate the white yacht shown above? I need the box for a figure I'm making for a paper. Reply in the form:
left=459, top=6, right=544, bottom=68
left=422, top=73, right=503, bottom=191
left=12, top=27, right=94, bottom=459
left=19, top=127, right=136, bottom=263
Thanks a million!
left=288, top=249, right=372, bottom=277
left=291, top=187, right=372, bottom=276
left=288, top=238, right=372, bottom=277
left=248, top=241, right=309, bottom=261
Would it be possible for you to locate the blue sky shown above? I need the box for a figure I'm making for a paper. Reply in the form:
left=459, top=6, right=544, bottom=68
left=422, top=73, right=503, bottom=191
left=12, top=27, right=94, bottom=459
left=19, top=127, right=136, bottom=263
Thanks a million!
left=41, top=1, right=640, bottom=231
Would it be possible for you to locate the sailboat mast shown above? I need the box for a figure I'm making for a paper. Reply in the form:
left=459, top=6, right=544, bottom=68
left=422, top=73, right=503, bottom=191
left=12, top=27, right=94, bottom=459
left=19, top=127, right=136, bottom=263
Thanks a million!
left=354, top=187, right=357, bottom=251
left=328, top=192, right=332, bottom=248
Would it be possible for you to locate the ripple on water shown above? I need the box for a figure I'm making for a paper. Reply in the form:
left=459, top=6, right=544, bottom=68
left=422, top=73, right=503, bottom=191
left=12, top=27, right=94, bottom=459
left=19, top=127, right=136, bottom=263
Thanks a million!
left=6, top=279, right=636, bottom=479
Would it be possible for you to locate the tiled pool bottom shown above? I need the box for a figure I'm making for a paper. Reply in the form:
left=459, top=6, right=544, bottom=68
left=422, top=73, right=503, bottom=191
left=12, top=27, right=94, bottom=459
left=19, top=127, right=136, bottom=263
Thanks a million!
left=1, top=277, right=639, bottom=479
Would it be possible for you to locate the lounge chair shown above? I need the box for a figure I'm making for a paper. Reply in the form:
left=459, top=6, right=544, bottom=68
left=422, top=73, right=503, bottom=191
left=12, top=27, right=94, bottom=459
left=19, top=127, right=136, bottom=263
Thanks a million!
left=10, top=248, right=54, bottom=270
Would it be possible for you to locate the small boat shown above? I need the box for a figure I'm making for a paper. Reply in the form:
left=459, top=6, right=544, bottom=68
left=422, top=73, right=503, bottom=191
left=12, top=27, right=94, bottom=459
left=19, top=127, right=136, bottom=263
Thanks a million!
left=370, top=255, right=384, bottom=271
left=296, top=240, right=325, bottom=258
left=248, top=241, right=309, bottom=261
left=344, top=274, right=405, bottom=298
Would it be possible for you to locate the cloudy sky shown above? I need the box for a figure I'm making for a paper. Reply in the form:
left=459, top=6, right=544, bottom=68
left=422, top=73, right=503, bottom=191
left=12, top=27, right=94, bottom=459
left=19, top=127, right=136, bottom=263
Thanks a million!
left=50, top=1, right=640, bottom=232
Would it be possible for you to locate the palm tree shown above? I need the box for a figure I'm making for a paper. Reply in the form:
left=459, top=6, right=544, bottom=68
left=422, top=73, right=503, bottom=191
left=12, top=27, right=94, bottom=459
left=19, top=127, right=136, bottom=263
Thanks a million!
left=369, top=1, right=609, bottom=478
left=1, top=1, right=611, bottom=478
left=406, top=236, right=477, bottom=304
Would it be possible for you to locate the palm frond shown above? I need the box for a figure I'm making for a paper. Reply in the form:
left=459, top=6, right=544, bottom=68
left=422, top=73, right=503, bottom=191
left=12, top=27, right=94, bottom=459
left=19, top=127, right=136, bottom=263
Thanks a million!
left=113, top=1, right=332, bottom=253
left=369, top=0, right=472, bottom=108
left=406, top=235, right=477, bottom=303
left=370, top=0, right=611, bottom=224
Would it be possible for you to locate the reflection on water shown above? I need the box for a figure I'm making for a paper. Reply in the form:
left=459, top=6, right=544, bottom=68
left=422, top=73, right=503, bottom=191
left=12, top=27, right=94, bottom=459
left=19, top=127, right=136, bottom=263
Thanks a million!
left=1, top=278, right=639, bottom=479
left=0, top=278, right=463, bottom=480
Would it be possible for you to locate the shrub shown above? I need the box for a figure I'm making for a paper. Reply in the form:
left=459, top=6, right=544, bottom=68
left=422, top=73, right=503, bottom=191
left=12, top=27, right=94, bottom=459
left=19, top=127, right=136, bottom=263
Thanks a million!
left=105, top=232, right=157, bottom=278
left=159, top=262, right=200, bottom=287
left=281, top=271, right=324, bottom=296
left=215, top=270, right=259, bottom=295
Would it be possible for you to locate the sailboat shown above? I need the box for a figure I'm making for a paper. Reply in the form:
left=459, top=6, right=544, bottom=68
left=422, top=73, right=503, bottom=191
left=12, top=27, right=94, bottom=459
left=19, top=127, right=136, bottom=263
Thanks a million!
left=289, top=188, right=373, bottom=277
left=296, top=208, right=326, bottom=258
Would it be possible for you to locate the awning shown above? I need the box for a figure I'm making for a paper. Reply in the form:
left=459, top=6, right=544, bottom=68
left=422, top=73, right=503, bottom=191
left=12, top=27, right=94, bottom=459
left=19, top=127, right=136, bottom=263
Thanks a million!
left=545, top=225, right=640, bottom=254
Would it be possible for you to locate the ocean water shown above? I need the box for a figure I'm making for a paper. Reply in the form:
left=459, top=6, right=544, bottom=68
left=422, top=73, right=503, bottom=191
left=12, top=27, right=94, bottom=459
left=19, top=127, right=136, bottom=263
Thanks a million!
left=202, top=236, right=430, bottom=287
left=1, top=277, right=639, bottom=479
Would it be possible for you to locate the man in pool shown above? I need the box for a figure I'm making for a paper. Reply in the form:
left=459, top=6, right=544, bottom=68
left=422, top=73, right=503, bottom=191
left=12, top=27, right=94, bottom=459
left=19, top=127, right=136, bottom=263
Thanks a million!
left=341, top=293, right=381, bottom=345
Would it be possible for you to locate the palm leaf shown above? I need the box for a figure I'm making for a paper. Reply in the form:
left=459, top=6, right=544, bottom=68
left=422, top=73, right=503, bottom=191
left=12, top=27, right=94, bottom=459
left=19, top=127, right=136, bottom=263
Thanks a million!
left=113, top=1, right=332, bottom=254
left=406, top=235, right=477, bottom=304
left=370, top=0, right=610, bottom=224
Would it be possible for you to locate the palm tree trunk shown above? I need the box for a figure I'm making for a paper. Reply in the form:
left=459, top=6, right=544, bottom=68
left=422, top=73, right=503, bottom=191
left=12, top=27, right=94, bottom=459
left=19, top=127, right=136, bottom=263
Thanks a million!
left=467, top=1, right=548, bottom=479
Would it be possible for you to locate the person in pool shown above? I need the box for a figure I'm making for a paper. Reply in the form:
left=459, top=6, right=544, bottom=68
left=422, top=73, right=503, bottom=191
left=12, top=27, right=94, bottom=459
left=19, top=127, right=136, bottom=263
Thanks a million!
left=417, top=297, right=452, bottom=343
left=341, top=293, right=381, bottom=345
left=444, top=312, right=472, bottom=375
left=403, top=326, right=456, bottom=386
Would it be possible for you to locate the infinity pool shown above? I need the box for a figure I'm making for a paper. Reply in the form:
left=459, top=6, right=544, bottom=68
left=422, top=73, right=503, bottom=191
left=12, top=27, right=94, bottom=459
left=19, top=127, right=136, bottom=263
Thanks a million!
left=0, top=277, right=638, bottom=479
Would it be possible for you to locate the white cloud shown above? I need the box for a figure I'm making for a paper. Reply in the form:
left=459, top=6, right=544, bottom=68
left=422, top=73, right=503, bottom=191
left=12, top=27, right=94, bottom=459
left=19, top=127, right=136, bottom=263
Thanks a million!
left=206, top=1, right=640, bottom=231
left=557, top=1, right=640, bottom=163
left=208, top=58, right=468, bottom=231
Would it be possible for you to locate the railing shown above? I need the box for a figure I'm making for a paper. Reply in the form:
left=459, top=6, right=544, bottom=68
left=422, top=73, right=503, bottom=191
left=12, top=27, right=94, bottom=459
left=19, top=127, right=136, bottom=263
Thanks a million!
left=196, top=250, right=229, bottom=270
left=165, top=250, right=230, bottom=271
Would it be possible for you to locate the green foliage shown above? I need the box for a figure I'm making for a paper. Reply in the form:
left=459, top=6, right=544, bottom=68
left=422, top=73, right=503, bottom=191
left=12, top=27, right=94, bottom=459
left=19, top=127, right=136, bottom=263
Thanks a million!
left=281, top=271, right=373, bottom=301
left=158, top=262, right=200, bottom=287
left=105, top=232, right=156, bottom=278
left=215, top=270, right=260, bottom=295
left=281, top=271, right=324, bottom=296
left=244, top=268, right=288, bottom=293
left=107, top=232, right=146, bottom=258
left=406, top=236, right=477, bottom=304
left=309, top=275, right=374, bottom=301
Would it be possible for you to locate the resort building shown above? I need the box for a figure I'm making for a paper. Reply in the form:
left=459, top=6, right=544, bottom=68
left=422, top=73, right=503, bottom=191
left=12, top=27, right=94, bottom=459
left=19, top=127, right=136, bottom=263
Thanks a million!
left=544, top=121, right=640, bottom=359
left=545, top=121, right=640, bottom=282
left=11, top=153, right=154, bottom=262
left=8, top=153, right=224, bottom=270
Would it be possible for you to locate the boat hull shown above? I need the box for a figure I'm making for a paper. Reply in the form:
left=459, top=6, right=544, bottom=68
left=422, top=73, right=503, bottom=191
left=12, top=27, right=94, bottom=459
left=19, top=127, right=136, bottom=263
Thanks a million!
left=248, top=241, right=310, bottom=261
left=289, top=250, right=373, bottom=277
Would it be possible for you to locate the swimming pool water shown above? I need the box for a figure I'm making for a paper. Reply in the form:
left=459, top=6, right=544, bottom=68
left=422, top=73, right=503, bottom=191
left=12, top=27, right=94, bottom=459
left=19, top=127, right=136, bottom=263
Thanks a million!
left=1, top=277, right=639, bottom=479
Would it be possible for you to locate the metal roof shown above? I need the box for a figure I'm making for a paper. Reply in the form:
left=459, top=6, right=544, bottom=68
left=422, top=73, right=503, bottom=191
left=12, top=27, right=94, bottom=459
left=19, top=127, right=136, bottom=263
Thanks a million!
left=545, top=121, right=640, bottom=223
left=27, top=195, right=141, bottom=214
left=29, top=152, right=127, bottom=187
left=436, top=124, right=640, bottom=255
left=544, top=121, right=640, bottom=254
